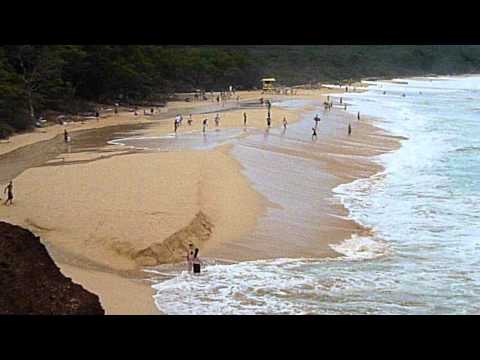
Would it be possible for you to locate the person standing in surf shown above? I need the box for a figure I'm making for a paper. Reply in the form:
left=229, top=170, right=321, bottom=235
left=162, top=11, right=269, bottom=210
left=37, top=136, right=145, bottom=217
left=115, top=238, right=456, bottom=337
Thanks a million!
left=348, top=123, right=352, bottom=136
left=192, top=248, right=203, bottom=274
left=243, top=112, right=247, bottom=128
left=312, top=127, right=318, bottom=141
left=357, top=112, right=361, bottom=121
left=266, top=113, right=272, bottom=128
left=186, top=244, right=195, bottom=273
left=214, top=113, right=220, bottom=128
left=283, top=117, right=288, bottom=130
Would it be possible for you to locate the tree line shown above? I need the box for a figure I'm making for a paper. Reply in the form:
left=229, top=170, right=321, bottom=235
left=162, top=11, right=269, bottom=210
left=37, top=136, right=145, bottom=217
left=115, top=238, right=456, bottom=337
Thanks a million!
left=0, top=45, right=259, bottom=137
left=2, top=45, right=480, bottom=138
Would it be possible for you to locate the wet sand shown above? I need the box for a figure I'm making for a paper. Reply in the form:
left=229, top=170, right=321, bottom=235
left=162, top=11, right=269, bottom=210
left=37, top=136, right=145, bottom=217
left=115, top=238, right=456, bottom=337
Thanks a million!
left=0, top=88, right=399, bottom=314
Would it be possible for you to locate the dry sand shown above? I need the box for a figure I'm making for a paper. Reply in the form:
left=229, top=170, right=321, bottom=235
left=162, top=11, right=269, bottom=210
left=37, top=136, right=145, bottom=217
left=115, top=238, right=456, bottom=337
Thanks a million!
left=0, top=88, right=400, bottom=314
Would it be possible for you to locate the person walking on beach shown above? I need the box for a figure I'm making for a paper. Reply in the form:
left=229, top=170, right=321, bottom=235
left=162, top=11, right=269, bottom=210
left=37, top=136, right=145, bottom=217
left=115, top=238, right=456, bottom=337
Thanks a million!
left=312, top=127, right=318, bottom=141
left=95, top=111, right=100, bottom=121
left=357, top=112, right=361, bottom=121
left=188, top=114, right=193, bottom=126
left=192, top=248, right=203, bottom=274
left=175, top=114, right=182, bottom=126
left=344, top=104, right=347, bottom=111
left=202, top=118, right=208, bottom=133
left=340, top=97, right=343, bottom=105
left=283, top=117, right=288, bottom=130
left=243, top=112, right=247, bottom=127
left=3, top=181, right=14, bottom=206
left=174, top=116, right=180, bottom=133
left=266, top=114, right=272, bottom=128
left=64, top=129, right=69, bottom=143
left=314, top=114, right=321, bottom=128
left=214, top=113, right=220, bottom=128
left=348, top=123, right=352, bottom=136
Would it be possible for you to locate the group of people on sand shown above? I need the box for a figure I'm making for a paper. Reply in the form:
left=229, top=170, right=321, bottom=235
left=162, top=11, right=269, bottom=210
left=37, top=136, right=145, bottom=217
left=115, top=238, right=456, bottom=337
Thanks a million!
left=213, top=88, right=238, bottom=106
left=313, top=100, right=358, bottom=139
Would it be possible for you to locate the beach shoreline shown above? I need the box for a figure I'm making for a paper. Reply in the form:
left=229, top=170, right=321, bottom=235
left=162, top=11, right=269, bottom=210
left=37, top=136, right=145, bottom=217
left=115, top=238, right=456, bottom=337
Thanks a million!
left=0, top=87, right=400, bottom=315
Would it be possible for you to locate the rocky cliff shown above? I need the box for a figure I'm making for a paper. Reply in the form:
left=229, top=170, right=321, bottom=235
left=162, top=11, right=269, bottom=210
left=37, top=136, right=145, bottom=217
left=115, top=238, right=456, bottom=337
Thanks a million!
left=0, top=221, right=104, bottom=315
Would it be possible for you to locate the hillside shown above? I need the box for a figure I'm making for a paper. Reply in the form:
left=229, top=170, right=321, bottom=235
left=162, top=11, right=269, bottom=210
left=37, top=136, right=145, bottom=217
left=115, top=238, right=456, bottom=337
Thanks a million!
left=2, top=45, right=480, bottom=137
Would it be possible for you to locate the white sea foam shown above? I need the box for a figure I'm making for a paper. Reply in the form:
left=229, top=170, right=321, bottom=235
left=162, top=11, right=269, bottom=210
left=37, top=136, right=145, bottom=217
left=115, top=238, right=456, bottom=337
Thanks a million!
left=330, top=235, right=390, bottom=260
left=150, top=75, right=480, bottom=314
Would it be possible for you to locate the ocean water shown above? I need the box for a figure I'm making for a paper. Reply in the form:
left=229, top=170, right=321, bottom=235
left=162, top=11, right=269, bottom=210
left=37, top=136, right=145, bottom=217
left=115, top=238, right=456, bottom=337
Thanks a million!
left=150, top=75, right=480, bottom=314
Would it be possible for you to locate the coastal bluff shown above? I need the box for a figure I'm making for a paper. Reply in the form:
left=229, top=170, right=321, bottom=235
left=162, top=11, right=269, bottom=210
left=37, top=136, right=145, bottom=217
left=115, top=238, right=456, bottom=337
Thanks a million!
left=0, top=221, right=104, bottom=315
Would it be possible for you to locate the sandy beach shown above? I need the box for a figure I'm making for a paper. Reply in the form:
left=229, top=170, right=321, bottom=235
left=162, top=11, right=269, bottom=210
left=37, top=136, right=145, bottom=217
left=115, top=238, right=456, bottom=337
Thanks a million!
left=0, top=87, right=399, bottom=314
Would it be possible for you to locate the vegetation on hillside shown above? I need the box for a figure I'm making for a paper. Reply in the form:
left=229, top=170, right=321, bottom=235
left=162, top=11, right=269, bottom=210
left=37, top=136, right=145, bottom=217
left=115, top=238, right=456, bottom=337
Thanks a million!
left=1, top=45, right=480, bottom=137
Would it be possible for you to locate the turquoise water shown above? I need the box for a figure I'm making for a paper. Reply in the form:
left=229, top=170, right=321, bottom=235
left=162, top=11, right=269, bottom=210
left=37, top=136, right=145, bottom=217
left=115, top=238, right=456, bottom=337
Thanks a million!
left=151, top=75, right=480, bottom=314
